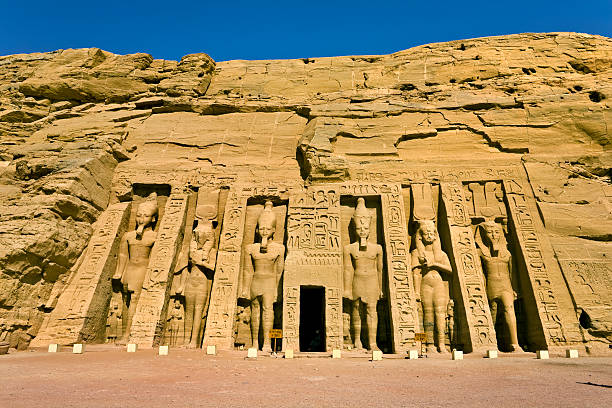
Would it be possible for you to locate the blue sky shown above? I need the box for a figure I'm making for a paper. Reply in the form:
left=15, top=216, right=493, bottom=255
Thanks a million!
left=1, top=1, right=610, bottom=61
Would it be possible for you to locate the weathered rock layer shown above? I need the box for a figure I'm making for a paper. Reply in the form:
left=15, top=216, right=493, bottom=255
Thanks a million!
left=0, top=33, right=610, bottom=349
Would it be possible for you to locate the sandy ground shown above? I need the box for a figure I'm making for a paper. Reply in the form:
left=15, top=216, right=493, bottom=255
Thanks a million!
left=1, top=346, right=611, bottom=408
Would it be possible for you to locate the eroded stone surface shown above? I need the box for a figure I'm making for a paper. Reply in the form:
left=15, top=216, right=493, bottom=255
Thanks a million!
left=0, top=32, right=610, bottom=352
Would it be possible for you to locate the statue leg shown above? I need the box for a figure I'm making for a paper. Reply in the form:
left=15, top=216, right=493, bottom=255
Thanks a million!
left=119, top=287, right=130, bottom=344
left=433, top=284, right=449, bottom=353
left=501, top=292, right=521, bottom=351
left=120, top=287, right=141, bottom=344
left=250, top=297, right=261, bottom=349
left=421, top=285, right=435, bottom=352
left=261, top=292, right=275, bottom=353
left=351, top=300, right=363, bottom=349
left=365, top=302, right=379, bottom=351
left=188, top=290, right=206, bottom=348
left=184, top=288, right=195, bottom=348
left=489, top=299, right=498, bottom=327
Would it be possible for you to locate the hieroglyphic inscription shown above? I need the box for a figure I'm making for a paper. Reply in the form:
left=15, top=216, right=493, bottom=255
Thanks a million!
left=283, top=286, right=300, bottom=350
left=202, top=190, right=248, bottom=349
left=31, top=203, right=130, bottom=346
left=381, top=190, right=419, bottom=352
left=441, top=183, right=496, bottom=352
left=351, top=166, right=521, bottom=184
left=284, top=187, right=343, bottom=351
left=560, top=260, right=612, bottom=308
left=129, top=194, right=188, bottom=346
left=503, top=180, right=568, bottom=346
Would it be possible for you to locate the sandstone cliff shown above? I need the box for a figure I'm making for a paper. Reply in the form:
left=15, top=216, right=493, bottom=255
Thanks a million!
left=0, top=33, right=610, bottom=349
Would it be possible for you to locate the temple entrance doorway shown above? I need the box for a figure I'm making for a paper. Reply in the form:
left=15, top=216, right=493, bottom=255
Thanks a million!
left=299, top=286, right=326, bottom=352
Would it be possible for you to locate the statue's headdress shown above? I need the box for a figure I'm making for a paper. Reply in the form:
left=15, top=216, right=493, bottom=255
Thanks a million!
left=257, top=201, right=277, bottom=229
left=352, top=198, right=371, bottom=225
left=138, top=192, right=158, bottom=216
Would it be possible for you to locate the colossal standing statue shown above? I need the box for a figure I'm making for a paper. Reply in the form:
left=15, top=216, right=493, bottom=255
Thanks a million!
left=240, top=201, right=285, bottom=353
left=112, top=193, right=158, bottom=344
left=475, top=220, right=522, bottom=351
left=411, top=220, right=452, bottom=353
left=177, top=220, right=217, bottom=348
left=343, top=198, right=384, bottom=351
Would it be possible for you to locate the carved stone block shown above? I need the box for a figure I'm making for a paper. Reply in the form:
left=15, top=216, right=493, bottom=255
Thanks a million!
left=128, top=194, right=189, bottom=346
left=31, top=203, right=131, bottom=347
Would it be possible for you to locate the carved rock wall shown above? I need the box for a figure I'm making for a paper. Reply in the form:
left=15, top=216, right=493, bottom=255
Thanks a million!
left=0, top=33, right=610, bottom=349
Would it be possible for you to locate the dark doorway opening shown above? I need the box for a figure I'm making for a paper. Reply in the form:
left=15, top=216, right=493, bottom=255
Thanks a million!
left=299, top=286, right=326, bottom=352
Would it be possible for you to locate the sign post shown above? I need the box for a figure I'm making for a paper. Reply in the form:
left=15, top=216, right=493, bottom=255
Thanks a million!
left=415, top=333, right=427, bottom=357
left=269, top=329, right=283, bottom=354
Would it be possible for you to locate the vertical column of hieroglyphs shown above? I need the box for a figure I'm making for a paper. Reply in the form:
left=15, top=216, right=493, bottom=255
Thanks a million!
left=380, top=185, right=419, bottom=353
left=503, top=180, right=580, bottom=348
left=440, top=182, right=497, bottom=352
left=283, top=187, right=343, bottom=351
left=31, top=203, right=131, bottom=346
left=202, top=189, right=248, bottom=349
left=129, top=194, right=189, bottom=346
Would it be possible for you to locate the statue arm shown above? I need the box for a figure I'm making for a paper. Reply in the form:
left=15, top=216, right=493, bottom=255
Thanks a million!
left=433, top=252, right=453, bottom=275
left=343, top=245, right=353, bottom=299
left=112, top=234, right=128, bottom=280
left=240, top=247, right=254, bottom=299
left=508, top=253, right=517, bottom=299
left=275, top=246, right=285, bottom=287
left=200, top=247, right=217, bottom=271
left=189, top=238, right=202, bottom=265
left=175, top=265, right=187, bottom=295
left=411, top=251, right=422, bottom=300
left=274, top=246, right=285, bottom=302
left=377, top=245, right=384, bottom=298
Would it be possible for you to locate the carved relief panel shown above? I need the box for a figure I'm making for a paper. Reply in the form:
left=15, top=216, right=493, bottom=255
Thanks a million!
left=283, top=187, right=343, bottom=352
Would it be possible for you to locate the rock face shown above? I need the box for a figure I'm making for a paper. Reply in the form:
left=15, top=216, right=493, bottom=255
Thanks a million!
left=1, top=33, right=610, bottom=352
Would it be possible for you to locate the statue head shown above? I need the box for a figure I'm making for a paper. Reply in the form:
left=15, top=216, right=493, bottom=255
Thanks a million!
left=417, top=220, right=437, bottom=246
left=480, top=220, right=505, bottom=254
left=135, top=193, right=158, bottom=238
left=194, top=219, right=215, bottom=246
left=257, top=201, right=276, bottom=253
left=352, top=197, right=371, bottom=248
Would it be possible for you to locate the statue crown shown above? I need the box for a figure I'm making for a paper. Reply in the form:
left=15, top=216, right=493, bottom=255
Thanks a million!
left=353, top=197, right=370, bottom=222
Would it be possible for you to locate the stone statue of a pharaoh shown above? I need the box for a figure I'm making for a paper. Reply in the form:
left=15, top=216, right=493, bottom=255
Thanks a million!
left=411, top=220, right=452, bottom=353
left=177, top=220, right=217, bottom=348
left=112, top=193, right=158, bottom=344
left=343, top=198, right=384, bottom=351
left=240, top=201, right=285, bottom=353
left=475, top=220, right=521, bottom=351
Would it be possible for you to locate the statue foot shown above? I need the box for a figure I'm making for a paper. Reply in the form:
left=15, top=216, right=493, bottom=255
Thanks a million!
left=370, top=345, right=381, bottom=352
left=116, top=336, right=128, bottom=346
left=187, top=342, right=198, bottom=349
left=437, top=346, right=449, bottom=354
left=426, top=344, right=437, bottom=354
left=262, top=345, right=272, bottom=354
left=509, top=344, right=523, bottom=352
left=354, top=340, right=363, bottom=350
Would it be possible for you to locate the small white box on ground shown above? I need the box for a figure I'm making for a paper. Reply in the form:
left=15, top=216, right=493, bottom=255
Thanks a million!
left=72, top=344, right=84, bottom=354
left=487, top=350, right=498, bottom=359
left=372, top=350, right=383, bottom=361
left=332, top=349, right=341, bottom=359
left=408, top=350, right=419, bottom=360
left=158, top=346, right=169, bottom=356
left=48, top=344, right=59, bottom=353
left=566, top=349, right=579, bottom=358
left=247, top=348, right=257, bottom=358
left=127, top=343, right=138, bottom=353
left=452, top=350, right=463, bottom=360
left=536, top=350, right=549, bottom=359
left=284, top=349, right=294, bottom=359
left=206, top=345, right=216, bottom=355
